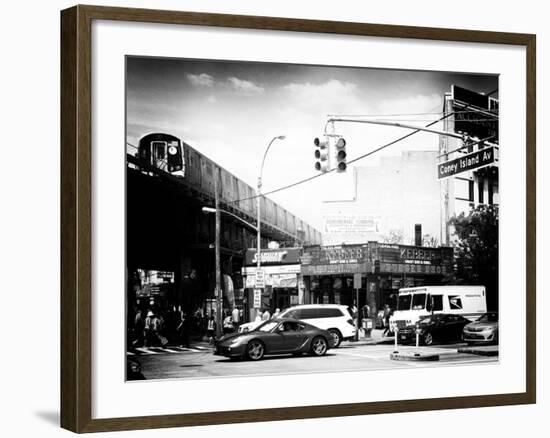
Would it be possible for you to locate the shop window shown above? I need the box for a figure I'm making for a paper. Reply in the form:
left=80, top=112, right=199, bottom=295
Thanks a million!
left=468, top=180, right=474, bottom=202
left=478, top=179, right=484, bottom=204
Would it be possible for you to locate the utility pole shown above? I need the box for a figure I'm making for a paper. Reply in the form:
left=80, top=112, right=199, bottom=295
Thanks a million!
left=214, top=167, right=222, bottom=338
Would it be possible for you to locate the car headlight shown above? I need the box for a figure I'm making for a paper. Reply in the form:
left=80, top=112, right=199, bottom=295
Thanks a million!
left=229, top=338, right=242, bottom=346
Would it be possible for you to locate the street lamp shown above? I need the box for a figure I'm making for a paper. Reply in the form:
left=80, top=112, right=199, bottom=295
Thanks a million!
left=256, top=135, right=286, bottom=317
left=201, top=206, right=257, bottom=231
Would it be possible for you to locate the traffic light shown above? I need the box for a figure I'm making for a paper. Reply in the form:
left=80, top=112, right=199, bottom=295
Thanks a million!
left=335, top=137, right=347, bottom=172
left=314, top=137, right=330, bottom=172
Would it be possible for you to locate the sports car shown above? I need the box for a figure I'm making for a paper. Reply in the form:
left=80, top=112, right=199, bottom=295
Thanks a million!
left=214, top=318, right=333, bottom=360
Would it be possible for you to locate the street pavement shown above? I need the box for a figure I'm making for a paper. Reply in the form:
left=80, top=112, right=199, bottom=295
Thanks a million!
left=127, top=332, right=499, bottom=381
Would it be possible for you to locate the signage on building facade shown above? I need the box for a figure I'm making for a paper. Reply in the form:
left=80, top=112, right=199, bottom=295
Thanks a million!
left=301, top=244, right=367, bottom=265
left=254, top=269, right=265, bottom=289
left=245, top=248, right=301, bottom=266
left=300, top=244, right=371, bottom=275
left=253, top=289, right=262, bottom=308
left=242, top=265, right=301, bottom=275
left=452, top=85, right=499, bottom=142
left=377, top=243, right=453, bottom=276
left=299, top=243, right=452, bottom=277
left=437, top=147, right=496, bottom=179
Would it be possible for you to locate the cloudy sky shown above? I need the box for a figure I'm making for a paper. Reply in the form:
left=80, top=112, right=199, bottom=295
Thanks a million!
left=126, top=57, right=497, bottom=231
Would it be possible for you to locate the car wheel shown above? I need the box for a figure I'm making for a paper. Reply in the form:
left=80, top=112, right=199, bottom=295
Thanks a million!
left=328, top=329, right=342, bottom=348
left=310, top=337, right=328, bottom=356
left=423, top=333, right=434, bottom=346
left=246, top=340, right=265, bottom=361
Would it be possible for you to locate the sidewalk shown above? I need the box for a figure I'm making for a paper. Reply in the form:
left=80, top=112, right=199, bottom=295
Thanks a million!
left=350, top=328, right=395, bottom=346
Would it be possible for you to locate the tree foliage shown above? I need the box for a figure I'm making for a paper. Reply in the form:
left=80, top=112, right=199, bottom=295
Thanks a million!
left=380, top=228, right=405, bottom=244
left=448, top=205, right=499, bottom=310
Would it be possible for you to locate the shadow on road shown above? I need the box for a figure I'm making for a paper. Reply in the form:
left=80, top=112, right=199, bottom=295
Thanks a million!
left=214, top=353, right=337, bottom=363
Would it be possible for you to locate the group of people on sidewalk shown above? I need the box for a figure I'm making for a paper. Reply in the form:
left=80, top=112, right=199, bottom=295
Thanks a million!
left=129, top=304, right=245, bottom=347
left=131, top=306, right=193, bottom=349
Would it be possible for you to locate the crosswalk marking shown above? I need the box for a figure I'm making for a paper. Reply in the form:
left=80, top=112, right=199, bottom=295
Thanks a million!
left=128, top=345, right=212, bottom=356
left=134, top=347, right=161, bottom=354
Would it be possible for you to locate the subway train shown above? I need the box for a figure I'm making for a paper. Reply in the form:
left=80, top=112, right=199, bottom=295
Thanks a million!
left=135, top=133, right=322, bottom=245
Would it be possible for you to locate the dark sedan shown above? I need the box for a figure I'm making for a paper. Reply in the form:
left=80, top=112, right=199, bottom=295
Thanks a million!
left=214, top=318, right=333, bottom=360
left=398, top=313, right=471, bottom=346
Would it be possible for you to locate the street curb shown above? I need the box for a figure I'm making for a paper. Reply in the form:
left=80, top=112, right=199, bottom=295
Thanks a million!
left=390, top=351, right=440, bottom=361
left=457, top=347, right=499, bottom=356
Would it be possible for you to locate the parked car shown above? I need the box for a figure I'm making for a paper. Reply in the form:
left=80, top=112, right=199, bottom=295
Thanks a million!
left=214, top=318, right=333, bottom=361
left=462, top=312, right=499, bottom=345
left=397, top=313, right=471, bottom=346
left=276, top=304, right=356, bottom=347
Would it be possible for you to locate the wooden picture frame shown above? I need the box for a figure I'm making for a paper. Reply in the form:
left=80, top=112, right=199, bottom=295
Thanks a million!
left=60, top=4, right=536, bottom=433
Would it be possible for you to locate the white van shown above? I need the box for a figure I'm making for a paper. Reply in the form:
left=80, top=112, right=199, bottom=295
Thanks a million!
left=389, top=286, right=487, bottom=330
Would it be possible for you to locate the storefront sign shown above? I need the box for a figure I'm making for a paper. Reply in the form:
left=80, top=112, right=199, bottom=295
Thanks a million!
left=253, top=289, right=262, bottom=308
left=245, top=248, right=301, bottom=266
left=438, top=147, right=496, bottom=179
left=242, top=265, right=301, bottom=275
left=378, top=244, right=452, bottom=265
left=271, top=274, right=297, bottom=288
left=353, top=273, right=362, bottom=289
left=301, top=262, right=370, bottom=276
left=379, top=263, right=449, bottom=275
left=301, top=244, right=368, bottom=271
left=254, top=269, right=265, bottom=288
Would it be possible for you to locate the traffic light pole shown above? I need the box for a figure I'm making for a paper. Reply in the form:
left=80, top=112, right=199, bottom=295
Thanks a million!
left=326, top=117, right=470, bottom=141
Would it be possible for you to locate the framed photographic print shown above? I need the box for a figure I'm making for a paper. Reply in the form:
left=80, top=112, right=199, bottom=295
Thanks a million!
left=60, top=4, right=536, bottom=433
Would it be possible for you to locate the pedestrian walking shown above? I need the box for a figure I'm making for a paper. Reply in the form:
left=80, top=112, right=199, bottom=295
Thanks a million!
left=223, top=312, right=234, bottom=335
left=177, top=310, right=190, bottom=348
left=383, top=304, right=393, bottom=336
left=144, top=310, right=155, bottom=347
left=273, top=308, right=281, bottom=319
left=231, top=306, right=240, bottom=331
left=206, top=315, right=217, bottom=344
left=132, top=308, right=145, bottom=347
left=261, top=308, right=271, bottom=321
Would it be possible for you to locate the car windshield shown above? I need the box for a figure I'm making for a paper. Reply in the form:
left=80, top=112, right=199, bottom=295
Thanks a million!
left=397, top=295, right=412, bottom=310
left=477, top=313, right=499, bottom=322
left=256, top=321, right=279, bottom=332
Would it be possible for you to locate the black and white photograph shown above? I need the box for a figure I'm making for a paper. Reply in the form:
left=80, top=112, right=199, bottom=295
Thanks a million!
left=125, top=56, right=500, bottom=381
